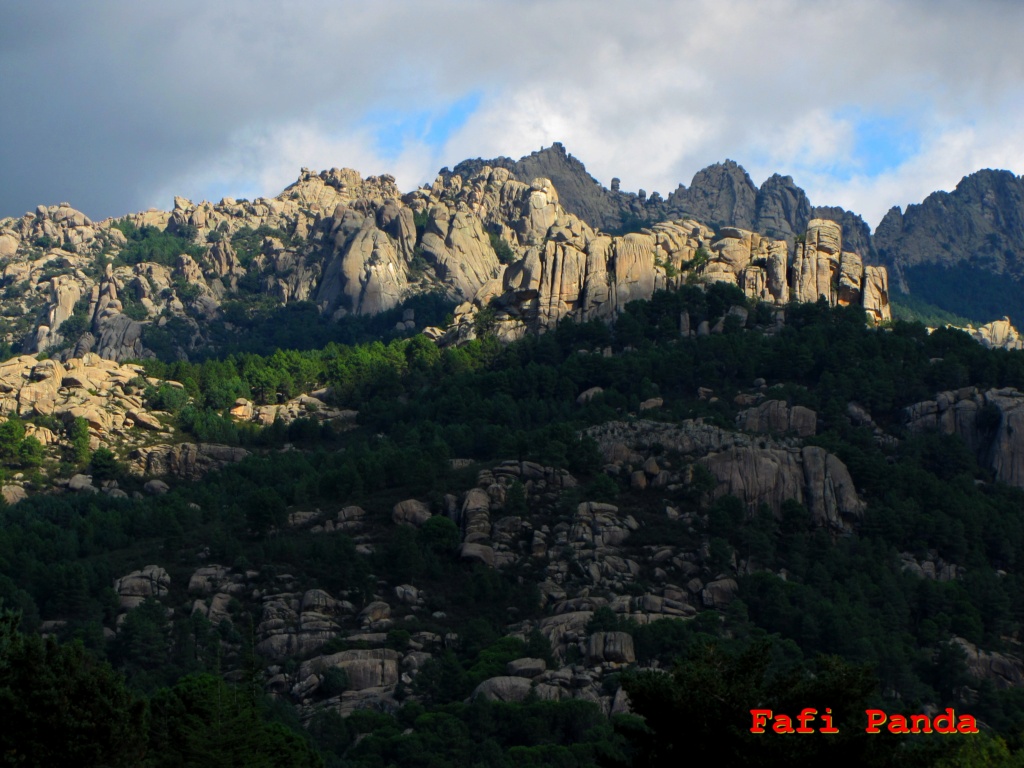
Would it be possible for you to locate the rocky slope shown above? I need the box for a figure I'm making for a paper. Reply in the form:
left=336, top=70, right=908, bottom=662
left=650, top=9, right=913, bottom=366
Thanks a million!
left=103, top=407, right=870, bottom=717
left=102, top=391, right=1024, bottom=721
left=448, top=144, right=875, bottom=256
left=875, top=168, right=1024, bottom=323
left=455, top=146, right=1024, bottom=328
left=6, top=145, right=1024, bottom=365
left=876, top=169, right=1024, bottom=290
left=447, top=203, right=890, bottom=342
left=0, top=158, right=891, bottom=364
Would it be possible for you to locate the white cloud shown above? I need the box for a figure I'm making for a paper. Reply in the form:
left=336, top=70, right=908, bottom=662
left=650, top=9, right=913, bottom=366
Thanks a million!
left=3, top=0, right=1024, bottom=227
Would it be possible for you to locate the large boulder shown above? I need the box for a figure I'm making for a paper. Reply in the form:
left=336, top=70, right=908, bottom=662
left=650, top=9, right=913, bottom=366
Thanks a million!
left=392, top=499, right=432, bottom=527
left=114, top=565, right=170, bottom=610
left=587, top=631, right=635, bottom=664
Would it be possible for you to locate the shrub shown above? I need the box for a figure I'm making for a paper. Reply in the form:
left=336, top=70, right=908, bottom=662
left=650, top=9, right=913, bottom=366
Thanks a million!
left=488, top=232, right=516, bottom=265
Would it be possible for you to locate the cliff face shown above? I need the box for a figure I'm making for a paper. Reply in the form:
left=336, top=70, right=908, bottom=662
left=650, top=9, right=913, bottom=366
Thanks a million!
left=904, top=387, right=1024, bottom=489
left=448, top=145, right=875, bottom=258
left=0, top=152, right=892, bottom=362
left=875, top=169, right=1024, bottom=303
left=446, top=174, right=890, bottom=341
left=876, top=170, right=1024, bottom=275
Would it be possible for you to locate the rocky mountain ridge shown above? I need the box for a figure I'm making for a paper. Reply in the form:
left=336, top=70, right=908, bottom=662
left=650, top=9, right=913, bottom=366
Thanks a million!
left=0, top=157, right=892, bottom=364
left=446, top=144, right=876, bottom=257
left=5, top=143, right=1024, bottom=366
left=452, top=144, right=1024, bottom=327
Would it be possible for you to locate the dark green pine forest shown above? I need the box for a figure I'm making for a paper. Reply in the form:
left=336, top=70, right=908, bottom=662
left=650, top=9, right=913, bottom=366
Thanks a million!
left=2, top=284, right=1024, bottom=766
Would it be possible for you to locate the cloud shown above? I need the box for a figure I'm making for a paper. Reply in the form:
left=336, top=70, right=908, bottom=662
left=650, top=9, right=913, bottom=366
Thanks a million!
left=2, top=0, right=1023, bottom=230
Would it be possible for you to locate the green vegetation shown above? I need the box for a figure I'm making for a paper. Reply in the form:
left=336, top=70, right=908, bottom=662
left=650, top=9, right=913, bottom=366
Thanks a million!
left=111, top=220, right=206, bottom=267
left=143, top=293, right=456, bottom=362
left=1, top=285, right=1024, bottom=764
left=905, top=262, right=1024, bottom=326
left=489, top=231, right=516, bottom=265
left=231, top=224, right=295, bottom=267
left=890, top=290, right=978, bottom=327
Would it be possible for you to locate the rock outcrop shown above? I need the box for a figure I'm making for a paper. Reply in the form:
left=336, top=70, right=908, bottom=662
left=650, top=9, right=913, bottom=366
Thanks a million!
left=904, top=386, right=1024, bottom=488
left=950, top=317, right=1024, bottom=351
left=699, top=444, right=865, bottom=528
left=447, top=145, right=874, bottom=257
left=0, top=353, right=166, bottom=439
left=113, top=565, right=170, bottom=611
left=0, top=145, right=897, bottom=362
left=875, top=169, right=1024, bottom=293
left=586, top=418, right=865, bottom=529
left=736, top=400, right=817, bottom=437
left=128, top=442, right=250, bottom=480
left=450, top=206, right=889, bottom=341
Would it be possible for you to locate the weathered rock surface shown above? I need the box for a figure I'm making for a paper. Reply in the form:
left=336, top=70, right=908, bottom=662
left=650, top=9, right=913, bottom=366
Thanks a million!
left=951, top=637, right=1024, bottom=690
left=875, top=169, right=1024, bottom=294
left=392, top=499, right=432, bottom=527
left=586, top=418, right=864, bottom=528
left=113, top=565, right=170, bottom=610
left=451, top=203, right=890, bottom=341
left=700, top=444, right=864, bottom=528
left=904, top=386, right=1024, bottom=488
left=473, top=676, right=561, bottom=703
left=129, top=443, right=250, bottom=480
left=736, top=400, right=816, bottom=437
left=447, top=145, right=874, bottom=258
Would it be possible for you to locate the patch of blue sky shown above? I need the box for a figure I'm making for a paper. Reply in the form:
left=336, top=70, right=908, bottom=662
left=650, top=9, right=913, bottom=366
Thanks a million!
left=833, top=107, right=922, bottom=179
left=365, top=91, right=482, bottom=159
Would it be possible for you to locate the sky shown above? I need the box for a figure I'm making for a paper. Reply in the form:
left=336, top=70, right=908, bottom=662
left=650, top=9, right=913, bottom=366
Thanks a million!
left=2, top=0, right=1023, bottom=230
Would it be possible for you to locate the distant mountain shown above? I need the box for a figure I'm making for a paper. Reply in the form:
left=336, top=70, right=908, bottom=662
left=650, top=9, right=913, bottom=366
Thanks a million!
left=5, top=140, right=1024, bottom=365
left=452, top=145, right=1024, bottom=324
left=875, top=169, right=1024, bottom=322
left=446, top=143, right=876, bottom=258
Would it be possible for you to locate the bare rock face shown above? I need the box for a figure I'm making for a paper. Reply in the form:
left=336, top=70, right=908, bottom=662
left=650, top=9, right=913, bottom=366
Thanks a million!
left=674, top=160, right=758, bottom=230
left=861, top=266, right=890, bottom=325
left=0, top=354, right=158, bottom=442
left=94, top=313, right=147, bottom=361
left=586, top=418, right=863, bottom=530
left=129, top=443, right=250, bottom=480
left=448, top=146, right=872, bottom=260
left=904, top=387, right=1024, bottom=488
left=453, top=193, right=890, bottom=340
left=953, top=317, right=1024, bottom=351
left=473, top=676, right=561, bottom=703
left=114, top=565, right=170, bottom=610
left=951, top=637, right=1024, bottom=690
left=1, top=485, right=27, bottom=505
left=875, top=169, right=1024, bottom=295
left=736, top=400, right=817, bottom=437
left=3, top=146, right=898, bottom=363
left=700, top=444, right=864, bottom=528
left=506, top=657, right=547, bottom=678
left=393, top=499, right=432, bottom=528
left=459, top=542, right=496, bottom=568
left=755, top=173, right=813, bottom=242
left=586, top=631, right=635, bottom=664
left=459, top=488, right=491, bottom=542
left=256, top=589, right=352, bottom=661
left=297, top=649, right=401, bottom=692
left=419, top=204, right=502, bottom=299
left=701, top=578, right=739, bottom=608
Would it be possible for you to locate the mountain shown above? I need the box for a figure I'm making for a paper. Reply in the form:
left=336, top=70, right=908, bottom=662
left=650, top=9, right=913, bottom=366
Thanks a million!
left=451, top=146, right=1024, bottom=327
left=875, top=169, right=1024, bottom=322
left=0, top=155, right=891, bottom=366
left=1, top=147, right=1024, bottom=765
left=447, top=144, right=876, bottom=258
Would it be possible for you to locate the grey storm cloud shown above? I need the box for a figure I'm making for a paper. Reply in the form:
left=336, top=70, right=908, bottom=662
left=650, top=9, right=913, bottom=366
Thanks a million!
left=2, top=0, right=1024, bottom=227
